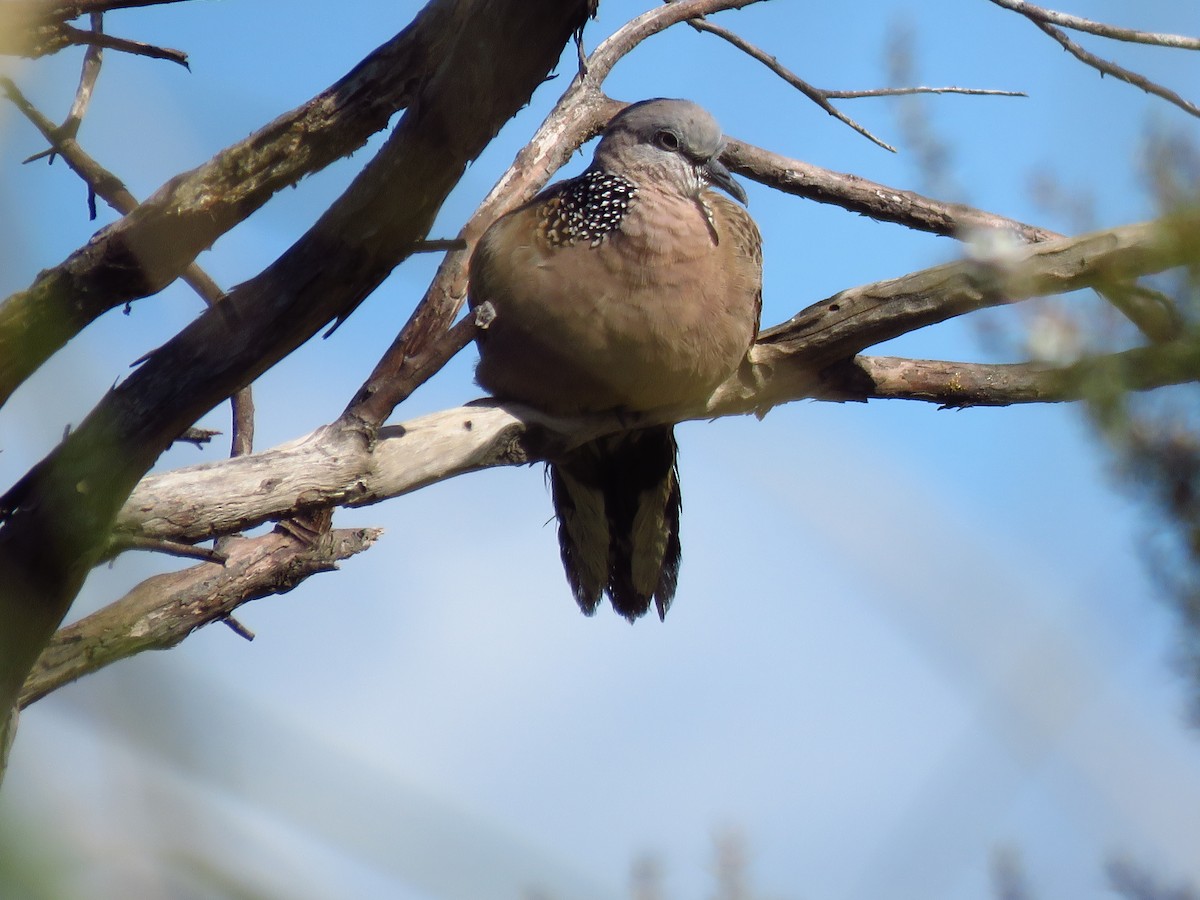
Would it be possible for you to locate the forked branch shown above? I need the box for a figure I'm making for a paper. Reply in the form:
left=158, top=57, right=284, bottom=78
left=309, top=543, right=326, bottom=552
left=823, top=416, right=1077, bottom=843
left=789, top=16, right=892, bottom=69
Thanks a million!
left=988, top=0, right=1200, bottom=119
left=685, top=14, right=1023, bottom=152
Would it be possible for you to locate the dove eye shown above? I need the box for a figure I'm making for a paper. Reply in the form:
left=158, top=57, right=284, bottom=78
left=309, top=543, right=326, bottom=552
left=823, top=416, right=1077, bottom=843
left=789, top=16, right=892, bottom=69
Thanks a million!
left=654, top=129, right=681, bottom=152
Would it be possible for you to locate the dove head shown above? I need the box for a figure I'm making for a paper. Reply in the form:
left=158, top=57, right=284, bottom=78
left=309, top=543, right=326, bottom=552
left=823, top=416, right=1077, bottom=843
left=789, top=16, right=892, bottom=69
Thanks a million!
left=592, top=98, right=747, bottom=204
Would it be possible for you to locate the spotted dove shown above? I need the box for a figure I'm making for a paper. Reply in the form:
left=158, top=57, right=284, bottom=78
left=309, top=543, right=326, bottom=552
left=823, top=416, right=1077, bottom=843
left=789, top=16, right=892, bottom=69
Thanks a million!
left=469, top=98, right=762, bottom=621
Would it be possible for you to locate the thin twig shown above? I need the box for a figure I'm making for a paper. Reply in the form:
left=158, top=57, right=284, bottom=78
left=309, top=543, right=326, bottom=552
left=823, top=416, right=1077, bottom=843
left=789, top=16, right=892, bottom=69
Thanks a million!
left=686, top=16, right=1023, bottom=149
left=825, top=86, right=1026, bottom=99
left=4, top=76, right=137, bottom=209
left=407, top=238, right=468, bottom=253
left=686, top=16, right=897, bottom=152
left=1032, top=20, right=1200, bottom=119
left=3, top=78, right=228, bottom=301
left=2, top=77, right=256, bottom=456
left=175, top=426, right=218, bottom=447
left=59, top=22, right=188, bottom=67
left=987, top=0, right=1200, bottom=51
left=108, top=535, right=228, bottom=563
left=992, top=4, right=1200, bottom=119
left=221, top=616, right=255, bottom=641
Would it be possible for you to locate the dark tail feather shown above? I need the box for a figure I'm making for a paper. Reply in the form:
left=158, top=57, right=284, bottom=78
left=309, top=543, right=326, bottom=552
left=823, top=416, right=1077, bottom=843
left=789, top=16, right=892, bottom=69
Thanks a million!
left=549, top=427, right=682, bottom=622
left=549, top=455, right=608, bottom=615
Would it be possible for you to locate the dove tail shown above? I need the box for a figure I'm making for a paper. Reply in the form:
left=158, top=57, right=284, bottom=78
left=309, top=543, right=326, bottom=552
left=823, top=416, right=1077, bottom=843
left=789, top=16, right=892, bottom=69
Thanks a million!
left=549, top=427, right=681, bottom=621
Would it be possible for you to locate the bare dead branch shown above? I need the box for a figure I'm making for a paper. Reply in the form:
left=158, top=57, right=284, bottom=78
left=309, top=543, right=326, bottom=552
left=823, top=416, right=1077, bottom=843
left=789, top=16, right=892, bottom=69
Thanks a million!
left=685, top=16, right=895, bottom=151
left=3, top=79, right=213, bottom=296
left=0, top=3, right=435, bottom=406
left=110, top=210, right=1200, bottom=548
left=4, top=77, right=129, bottom=202
left=408, top=239, right=468, bottom=253
left=0, top=0, right=596, bottom=729
left=0, top=1, right=191, bottom=58
left=62, top=13, right=104, bottom=140
left=1030, top=20, right=1200, bottom=119
left=824, top=87, right=1026, bottom=99
left=12, top=0, right=196, bottom=22
left=342, top=301, right=487, bottom=429
left=683, top=10, right=1020, bottom=150
left=748, top=210, right=1200, bottom=386
left=174, top=426, right=218, bottom=447
left=588, top=0, right=762, bottom=86
left=58, top=21, right=187, bottom=66
left=221, top=616, right=255, bottom=641
left=2, top=76, right=256, bottom=457
left=823, top=356, right=1067, bottom=406
left=107, top=535, right=227, bottom=563
left=724, top=138, right=1056, bottom=242
left=230, top=389, right=255, bottom=458
left=112, top=406, right=556, bottom=547
left=821, top=340, right=1200, bottom=407
left=724, top=139, right=1182, bottom=342
left=987, top=0, right=1200, bottom=51
left=19, top=526, right=380, bottom=708
left=990, top=1, right=1200, bottom=119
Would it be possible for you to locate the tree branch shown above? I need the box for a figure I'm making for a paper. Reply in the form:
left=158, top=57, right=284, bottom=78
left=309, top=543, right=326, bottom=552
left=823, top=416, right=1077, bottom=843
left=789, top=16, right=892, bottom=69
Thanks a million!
left=0, top=1, right=192, bottom=61
left=0, top=0, right=594, bottom=737
left=104, top=535, right=227, bottom=563
left=58, top=21, right=187, bottom=67
left=685, top=11, right=1021, bottom=150
left=2, top=77, right=256, bottom=456
left=988, top=0, right=1200, bottom=119
left=749, top=209, right=1199, bottom=376
left=1031, top=19, right=1200, bottom=119
left=7, top=0, right=1200, bottom=736
left=11, top=0, right=196, bottom=22
left=19, top=526, right=381, bottom=707
left=110, top=210, right=1200, bottom=547
left=63, top=12, right=104, bottom=141
left=821, top=340, right=1200, bottom=407
left=0, top=2, right=433, bottom=405
left=724, top=139, right=1183, bottom=341
left=824, top=87, right=1026, bottom=99
left=684, top=15, right=897, bottom=151
left=724, top=138, right=1057, bottom=242
left=986, top=0, right=1200, bottom=51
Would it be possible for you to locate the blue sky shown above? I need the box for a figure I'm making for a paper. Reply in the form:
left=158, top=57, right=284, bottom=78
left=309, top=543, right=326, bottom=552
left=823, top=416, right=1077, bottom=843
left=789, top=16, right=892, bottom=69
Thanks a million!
left=3, top=1, right=1200, bottom=898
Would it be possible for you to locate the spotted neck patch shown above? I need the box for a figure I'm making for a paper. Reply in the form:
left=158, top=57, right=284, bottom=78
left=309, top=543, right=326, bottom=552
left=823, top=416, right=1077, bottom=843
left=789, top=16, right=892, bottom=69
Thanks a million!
left=539, top=168, right=638, bottom=247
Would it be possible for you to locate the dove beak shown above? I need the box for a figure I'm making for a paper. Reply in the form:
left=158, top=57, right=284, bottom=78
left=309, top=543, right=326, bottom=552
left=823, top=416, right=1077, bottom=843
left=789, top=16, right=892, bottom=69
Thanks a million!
left=704, top=155, right=748, bottom=205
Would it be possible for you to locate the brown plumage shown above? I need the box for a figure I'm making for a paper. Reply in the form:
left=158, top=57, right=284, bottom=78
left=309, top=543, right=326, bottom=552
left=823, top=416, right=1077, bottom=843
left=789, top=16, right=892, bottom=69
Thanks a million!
left=468, top=99, right=762, bottom=621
